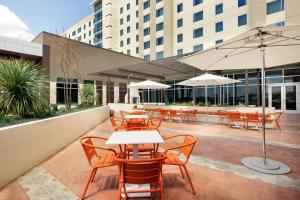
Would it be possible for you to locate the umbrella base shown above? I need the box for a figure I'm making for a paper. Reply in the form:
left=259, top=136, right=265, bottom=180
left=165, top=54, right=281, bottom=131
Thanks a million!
left=241, top=157, right=291, bottom=174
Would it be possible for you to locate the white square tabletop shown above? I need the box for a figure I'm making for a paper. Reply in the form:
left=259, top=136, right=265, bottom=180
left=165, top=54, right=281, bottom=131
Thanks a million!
left=105, top=130, right=164, bottom=145
left=124, top=114, right=149, bottom=119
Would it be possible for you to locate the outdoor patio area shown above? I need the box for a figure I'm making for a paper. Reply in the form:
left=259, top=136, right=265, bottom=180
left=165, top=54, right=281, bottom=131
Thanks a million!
left=0, top=113, right=299, bottom=200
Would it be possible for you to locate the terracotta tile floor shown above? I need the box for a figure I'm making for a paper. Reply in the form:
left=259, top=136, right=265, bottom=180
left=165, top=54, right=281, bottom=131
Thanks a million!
left=0, top=113, right=300, bottom=200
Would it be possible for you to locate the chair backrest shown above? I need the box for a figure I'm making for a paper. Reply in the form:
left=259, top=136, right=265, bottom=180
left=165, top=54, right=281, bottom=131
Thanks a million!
left=80, top=136, right=117, bottom=167
left=274, top=112, right=282, bottom=121
left=116, top=154, right=166, bottom=185
left=246, top=112, right=259, bottom=120
left=180, top=135, right=196, bottom=161
left=217, top=110, right=226, bottom=116
left=110, top=116, right=125, bottom=131
left=120, top=111, right=129, bottom=118
left=228, top=112, right=241, bottom=120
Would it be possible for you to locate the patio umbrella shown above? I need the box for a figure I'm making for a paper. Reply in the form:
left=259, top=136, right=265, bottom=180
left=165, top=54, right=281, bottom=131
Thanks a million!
left=179, top=25, right=300, bottom=174
left=128, top=80, right=170, bottom=103
left=177, top=73, right=240, bottom=106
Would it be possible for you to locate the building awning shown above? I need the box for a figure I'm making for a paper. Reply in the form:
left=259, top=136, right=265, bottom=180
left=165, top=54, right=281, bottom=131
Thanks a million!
left=89, top=53, right=202, bottom=81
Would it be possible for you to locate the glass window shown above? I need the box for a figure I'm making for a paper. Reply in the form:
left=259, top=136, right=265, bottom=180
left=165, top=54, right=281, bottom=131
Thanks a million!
left=193, top=44, right=203, bottom=52
left=177, top=3, right=183, bottom=13
left=215, top=21, right=223, bottom=32
left=216, top=39, right=223, bottom=44
left=144, top=54, right=150, bottom=61
left=177, top=18, right=183, bottom=28
left=177, top=33, right=183, bottom=43
left=84, top=24, right=86, bottom=30
left=89, top=21, right=91, bottom=27
left=106, top=81, right=114, bottom=103
left=156, top=51, right=164, bottom=59
left=267, top=0, right=284, bottom=15
left=156, top=0, right=162, bottom=3
left=144, top=27, right=150, bottom=36
left=156, top=8, right=164, bottom=17
left=193, top=0, right=203, bottom=6
left=136, top=0, right=139, bottom=5
left=119, top=83, right=127, bottom=103
left=156, top=37, right=164, bottom=46
left=136, top=10, right=139, bottom=17
left=144, top=0, right=150, bottom=9
left=120, top=29, right=123, bottom=36
left=127, top=38, right=130, bottom=44
left=193, top=11, right=203, bottom=22
left=127, top=26, right=130, bottom=33
left=127, top=15, right=130, bottom=22
left=120, top=18, right=123, bottom=25
left=120, top=7, right=123, bottom=14
left=269, top=21, right=285, bottom=26
left=127, top=49, right=130, bottom=55
left=156, top=22, right=164, bottom=31
left=177, top=49, right=183, bottom=55
left=136, top=35, right=139, bottom=41
left=127, top=3, right=130, bottom=10
left=120, top=40, right=123, bottom=47
left=144, top=14, right=150, bottom=22
left=136, top=47, right=139, bottom=54
left=284, top=68, right=300, bottom=83
left=238, top=0, right=247, bottom=7
left=215, top=3, right=223, bottom=15
left=238, top=14, right=247, bottom=26
left=72, top=31, right=76, bottom=36
left=266, top=70, right=283, bottom=83
left=193, top=27, right=203, bottom=38
left=89, top=31, right=91, bottom=36
left=144, top=41, right=150, bottom=49
left=77, top=27, right=81, bottom=33
left=136, top=22, right=139, bottom=29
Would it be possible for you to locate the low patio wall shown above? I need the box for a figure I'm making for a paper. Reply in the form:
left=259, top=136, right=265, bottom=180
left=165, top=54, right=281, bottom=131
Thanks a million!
left=0, top=106, right=109, bottom=188
left=108, top=103, right=136, bottom=111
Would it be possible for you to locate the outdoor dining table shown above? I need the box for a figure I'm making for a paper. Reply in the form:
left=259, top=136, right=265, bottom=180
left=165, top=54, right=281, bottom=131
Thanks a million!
left=124, top=114, right=149, bottom=119
left=106, top=130, right=164, bottom=197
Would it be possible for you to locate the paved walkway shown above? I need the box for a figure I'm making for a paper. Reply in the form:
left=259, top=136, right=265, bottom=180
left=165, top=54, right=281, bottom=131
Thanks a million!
left=0, top=114, right=300, bottom=200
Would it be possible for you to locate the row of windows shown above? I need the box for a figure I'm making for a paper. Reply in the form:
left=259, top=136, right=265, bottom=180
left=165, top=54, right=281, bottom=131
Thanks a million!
left=119, top=22, right=163, bottom=37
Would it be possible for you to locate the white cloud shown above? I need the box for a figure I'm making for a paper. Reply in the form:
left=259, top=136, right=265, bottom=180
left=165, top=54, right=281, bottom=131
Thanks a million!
left=0, top=5, right=34, bottom=41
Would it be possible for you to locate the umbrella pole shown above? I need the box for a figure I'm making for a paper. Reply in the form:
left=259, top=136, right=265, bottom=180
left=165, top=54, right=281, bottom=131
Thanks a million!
left=148, top=89, right=150, bottom=103
left=261, top=47, right=267, bottom=165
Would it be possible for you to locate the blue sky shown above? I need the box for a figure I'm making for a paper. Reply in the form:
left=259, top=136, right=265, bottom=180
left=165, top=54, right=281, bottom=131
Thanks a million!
left=0, top=0, right=92, bottom=40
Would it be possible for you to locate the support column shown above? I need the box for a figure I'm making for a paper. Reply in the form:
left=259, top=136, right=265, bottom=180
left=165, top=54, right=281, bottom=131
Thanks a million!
left=257, top=69, right=261, bottom=106
left=114, top=82, right=119, bottom=103
left=127, top=75, right=130, bottom=104
left=192, top=69, right=196, bottom=105
left=245, top=69, right=249, bottom=106
left=78, top=81, right=83, bottom=105
left=50, top=81, right=57, bottom=104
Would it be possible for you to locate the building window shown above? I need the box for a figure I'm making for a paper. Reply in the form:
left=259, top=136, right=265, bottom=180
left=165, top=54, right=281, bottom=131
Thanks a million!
left=136, top=10, right=139, bottom=17
left=193, top=11, right=203, bottom=22
left=238, top=14, right=247, bottom=26
left=127, top=26, right=130, bottom=33
left=193, top=44, right=203, bottom=52
left=120, top=18, right=123, bottom=25
left=127, top=15, right=130, bottom=22
left=269, top=21, right=285, bottom=26
left=177, top=18, right=183, bottom=28
left=144, top=27, right=150, bottom=36
left=127, top=49, right=130, bottom=55
left=84, top=33, right=86, bottom=39
left=156, top=51, right=164, bottom=59
left=144, top=0, right=150, bottom=9
left=156, top=0, right=162, bottom=3
left=144, top=14, right=150, bottom=22
left=136, top=22, right=139, bottom=30
left=193, top=27, right=203, bottom=38
left=216, top=39, right=223, bottom=44
left=177, top=49, right=183, bottom=55
left=156, top=8, right=164, bottom=17
left=120, top=7, right=123, bottom=14
left=215, top=21, right=223, bottom=32
left=106, top=81, right=114, bottom=103
left=127, top=3, right=130, bottom=10
left=177, top=3, right=183, bottom=13
left=144, top=41, right=150, bottom=49
left=193, top=0, right=203, bottom=6
left=156, top=37, right=164, bottom=46
left=120, top=40, right=123, bottom=47
left=119, top=83, right=127, bottom=103
left=120, top=29, right=123, bottom=36
left=89, top=31, right=91, bottom=36
left=84, top=24, right=86, bottom=30
left=89, top=21, right=91, bottom=27
left=127, top=38, right=130, bottom=44
left=177, top=34, right=183, bottom=43
left=267, top=0, right=284, bottom=15
left=136, top=35, right=139, bottom=41
left=238, top=0, right=247, bottom=7
left=89, top=40, right=91, bottom=44
left=136, top=0, right=139, bottom=5
left=77, top=27, right=81, bottom=33
left=156, top=22, right=164, bottom=31
left=72, top=31, right=76, bottom=36
left=215, top=3, right=223, bottom=15
left=56, top=78, right=78, bottom=104
left=144, top=54, right=150, bottom=61
left=136, top=47, right=139, bottom=54
left=78, top=36, right=82, bottom=41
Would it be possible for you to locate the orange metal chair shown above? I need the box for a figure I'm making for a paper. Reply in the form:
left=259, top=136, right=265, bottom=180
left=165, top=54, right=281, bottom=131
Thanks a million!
left=245, top=112, right=260, bottom=130
left=227, top=112, right=245, bottom=129
left=265, top=112, right=283, bottom=131
left=182, top=109, right=197, bottom=121
left=147, top=117, right=163, bottom=133
left=115, top=153, right=167, bottom=200
left=169, top=109, right=182, bottom=121
left=162, top=134, right=196, bottom=194
left=110, top=116, right=127, bottom=131
left=120, top=110, right=130, bottom=118
left=158, top=109, right=170, bottom=121
left=80, top=136, right=118, bottom=200
left=217, top=110, right=227, bottom=125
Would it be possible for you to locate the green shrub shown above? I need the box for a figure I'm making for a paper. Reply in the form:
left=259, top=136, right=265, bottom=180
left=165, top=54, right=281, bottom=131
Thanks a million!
left=0, top=59, right=49, bottom=117
left=80, top=84, right=96, bottom=107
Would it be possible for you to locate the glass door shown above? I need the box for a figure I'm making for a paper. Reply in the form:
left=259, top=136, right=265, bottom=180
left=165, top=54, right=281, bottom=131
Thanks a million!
left=270, top=85, right=282, bottom=110
left=283, top=83, right=299, bottom=113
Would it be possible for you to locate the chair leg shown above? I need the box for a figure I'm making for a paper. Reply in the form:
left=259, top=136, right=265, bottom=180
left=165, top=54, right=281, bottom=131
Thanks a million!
left=160, top=174, right=165, bottom=200
left=178, top=165, right=185, bottom=179
left=81, top=168, right=96, bottom=200
left=91, top=168, right=98, bottom=182
left=182, top=165, right=196, bottom=195
left=276, top=120, right=281, bottom=131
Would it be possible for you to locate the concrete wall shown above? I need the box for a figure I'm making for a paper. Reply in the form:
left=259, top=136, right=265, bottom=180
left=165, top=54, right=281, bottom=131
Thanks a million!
left=0, top=106, right=109, bottom=189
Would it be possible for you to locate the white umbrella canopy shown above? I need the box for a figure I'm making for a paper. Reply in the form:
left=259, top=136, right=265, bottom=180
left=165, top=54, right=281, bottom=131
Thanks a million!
left=179, top=25, right=300, bottom=71
left=128, top=80, right=170, bottom=89
left=177, top=73, right=240, bottom=86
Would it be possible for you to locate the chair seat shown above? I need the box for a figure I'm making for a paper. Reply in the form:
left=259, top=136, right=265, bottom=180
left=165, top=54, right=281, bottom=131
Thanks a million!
left=163, top=152, right=183, bottom=165
left=126, top=145, right=154, bottom=152
left=95, top=153, right=117, bottom=167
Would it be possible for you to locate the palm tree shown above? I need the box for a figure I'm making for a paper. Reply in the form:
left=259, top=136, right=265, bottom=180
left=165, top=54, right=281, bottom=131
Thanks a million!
left=0, top=58, right=49, bottom=117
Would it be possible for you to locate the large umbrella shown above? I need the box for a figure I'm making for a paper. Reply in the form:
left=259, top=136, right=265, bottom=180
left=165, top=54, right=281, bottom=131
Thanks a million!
left=179, top=25, right=300, bottom=174
left=177, top=73, right=240, bottom=106
left=128, top=80, right=170, bottom=103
